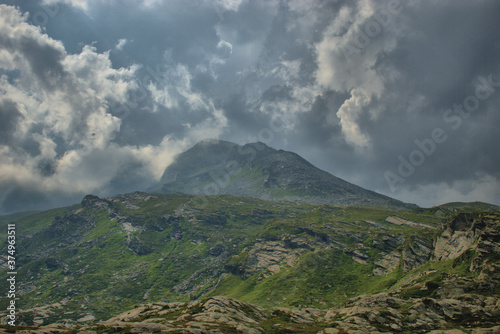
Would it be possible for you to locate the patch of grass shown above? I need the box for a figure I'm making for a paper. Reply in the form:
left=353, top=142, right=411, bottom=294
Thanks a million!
left=208, top=248, right=403, bottom=309
left=0, top=206, right=75, bottom=240
left=452, top=249, right=477, bottom=276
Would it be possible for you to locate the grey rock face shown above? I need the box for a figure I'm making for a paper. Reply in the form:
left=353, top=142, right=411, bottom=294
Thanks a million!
left=434, top=213, right=479, bottom=262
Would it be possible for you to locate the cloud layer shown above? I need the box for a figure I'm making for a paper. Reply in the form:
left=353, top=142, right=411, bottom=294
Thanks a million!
left=0, top=0, right=499, bottom=212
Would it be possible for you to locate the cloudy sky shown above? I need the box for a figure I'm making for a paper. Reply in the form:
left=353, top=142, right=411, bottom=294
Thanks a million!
left=0, top=0, right=499, bottom=213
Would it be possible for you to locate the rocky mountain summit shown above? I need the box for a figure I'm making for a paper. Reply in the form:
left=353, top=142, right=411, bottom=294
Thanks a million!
left=0, top=192, right=499, bottom=333
left=153, top=139, right=415, bottom=209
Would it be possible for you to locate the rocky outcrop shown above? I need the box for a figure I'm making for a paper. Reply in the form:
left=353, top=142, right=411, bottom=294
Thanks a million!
left=44, top=212, right=96, bottom=242
left=331, top=292, right=500, bottom=333
left=81, top=194, right=113, bottom=211
left=374, top=251, right=401, bottom=276
left=127, top=236, right=154, bottom=256
left=434, top=213, right=479, bottom=261
left=403, top=236, right=434, bottom=272
left=18, top=210, right=96, bottom=264
left=373, top=234, right=433, bottom=276
left=471, top=214, right=500, bottom=275
left=109, top=192, right=158, bottom=210
left=385, top=215, right=436, bottom=229
left=225, top=238, right=315, bottom=279
left=433, top=212, right=500, bottom=281
left=5, top=293, right=499, bottom=334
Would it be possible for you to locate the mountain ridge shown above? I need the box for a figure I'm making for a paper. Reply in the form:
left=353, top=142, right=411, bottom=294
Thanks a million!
left=153, top=139, right=416, bottom=210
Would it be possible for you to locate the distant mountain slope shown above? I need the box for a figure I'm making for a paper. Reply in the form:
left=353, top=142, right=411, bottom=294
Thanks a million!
left=153, top=139, right=415, bottom=209
left=0, top=210, right=39, bottom=224
left=434, top=201, right=500, bottom=212
left=413, top=201, right=500, bottom=218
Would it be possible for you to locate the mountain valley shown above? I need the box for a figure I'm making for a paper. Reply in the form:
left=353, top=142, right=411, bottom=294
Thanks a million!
left=0, top=141, right=499, bottom=333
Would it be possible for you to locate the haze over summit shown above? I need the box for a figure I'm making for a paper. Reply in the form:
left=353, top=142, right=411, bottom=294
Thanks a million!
left=0, top=1, right=499, bottom=213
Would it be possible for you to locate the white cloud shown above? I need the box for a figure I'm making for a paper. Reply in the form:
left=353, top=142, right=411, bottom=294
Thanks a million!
left=247, top=58, right=317, bottom=126
left=315, top=0, right=400, bottom=148
left=42, top=0, right=171, bottom=12
left=42, top=0, right=91, bottom=11
left=130, top=136, right=188, bottom=180
left=333, top=88, right=371, bottom=148
left=62, top=45, right=138, bottom=103
left=216, top=39, right=233, bottom=58
left=43, top=0, right=242, bottom=13
left=382, top=175, right=500, bottom=207
left=0, top=5, right=230, bottom=212
left=0, top=6, right=135, bottom=197
left=147, top=63, right=217, bottom=112
left=115, top=38, right=128, bottom=50
left=185, top=107, right=228, bottom=145
left=148, top=82, right=177, bottom=110
left=216, top=0, right=246, bottom=12
left=2, top=0, right=498, bottom=212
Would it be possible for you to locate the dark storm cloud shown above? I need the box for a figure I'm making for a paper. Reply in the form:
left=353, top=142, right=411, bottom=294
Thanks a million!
left=295, top=91, right=348, bottom=147
left=0, top=99, right=23, bottom=144
left=349, top=1, right=500, bottom=193
left=94, top=1, right=221, bottom=66
left=231, top=0, right=500, bottom=206
left=0, top=2, right=229, bottom=213
left=381, top=2, right=500, bottom=111
left=0, top=0, right=499, bottom=213
left=221, top=94, right=267, bottom=140
left=19, top=38, right=67, bottom=90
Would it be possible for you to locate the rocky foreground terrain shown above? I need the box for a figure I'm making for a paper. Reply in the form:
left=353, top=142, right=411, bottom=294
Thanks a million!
left=1, top=207, right=499, bottom=333
left=5, top=291, right=500, bottom=334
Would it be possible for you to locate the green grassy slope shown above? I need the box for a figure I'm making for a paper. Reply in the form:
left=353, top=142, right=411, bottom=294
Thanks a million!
left=0, top=193, right=496, bottom=326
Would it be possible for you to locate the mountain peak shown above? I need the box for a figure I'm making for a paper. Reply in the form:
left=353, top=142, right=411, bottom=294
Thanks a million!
left=154, top=140, right=415, bottom=209
left=194, top=138, right=237, bottom=148
left=192, top=139, right=272, bottom=153
left=242, top=141, right=272, bottom=151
